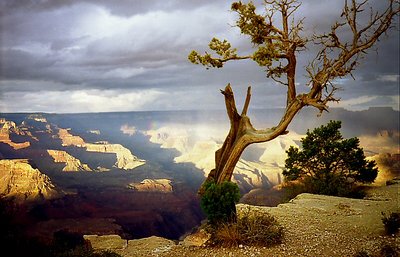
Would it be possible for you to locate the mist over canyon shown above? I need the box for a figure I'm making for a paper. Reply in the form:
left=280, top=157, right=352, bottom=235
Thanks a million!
left=0, top=107, right=399, bottom=242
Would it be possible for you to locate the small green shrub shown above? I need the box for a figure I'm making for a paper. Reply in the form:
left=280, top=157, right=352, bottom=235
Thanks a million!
left=200, top=180, right=241, bottom=225
left=211, top=210, right=284, bottom=247
left=382, top=211, right=400, bottom=235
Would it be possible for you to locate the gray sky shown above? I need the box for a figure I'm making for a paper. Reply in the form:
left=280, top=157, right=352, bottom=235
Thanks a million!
left=0, top=0, right=399, bottom=113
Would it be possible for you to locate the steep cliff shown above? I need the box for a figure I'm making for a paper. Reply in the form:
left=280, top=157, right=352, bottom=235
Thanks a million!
left=0, top=159, right=61, bottom=202
left=146, top=126, right=190, bottom=154
left=144, top=125, right=298, bottom=191
left=58, top=128, right=86, bottom=147
left=57, top=128, right=145, bottom=170
left=128, top=179, right=173, bottom=193
left=0, top=118, right=30, bottom=149
left=86, top=143, right=145, bottom=170
left=47, top=150, right=92, bottom=172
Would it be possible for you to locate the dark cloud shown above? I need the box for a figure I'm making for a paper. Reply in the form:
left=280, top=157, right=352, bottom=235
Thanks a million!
left=0, top=0, right=398, bottom=113
left=0, top=49, right=58, bottom=80
left=0, top=0, right=222, bottom=17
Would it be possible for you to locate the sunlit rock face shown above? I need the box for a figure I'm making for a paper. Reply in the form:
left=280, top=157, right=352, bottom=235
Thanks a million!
left=174, top=140, right=219, bottom=174
left=0, top=118, right=31, bottom=149
left=58, top=128, right=86, bottom=147
left=86, top=143, right=145, bottom=170
left=146, top=126, right=190, bottom=154
left=234, top=160, right=283, bottom=192
left=128, top=179, right=173, bottom=193
left=144, top=125, right=302, bottom=192
left=57, top=127, right=145, bottom=170
left=258, top=132, right=303, bottom=167
left=47, top=150, right=92, bottom=172
left=0, top=159, right=61, bottom=202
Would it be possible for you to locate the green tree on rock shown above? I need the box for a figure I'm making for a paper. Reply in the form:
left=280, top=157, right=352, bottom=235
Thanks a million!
left=283, top=120, right=378, bottom=196
left=200, top=180, right=241, bottom=225
left=189, top=0, right=399, bottom=196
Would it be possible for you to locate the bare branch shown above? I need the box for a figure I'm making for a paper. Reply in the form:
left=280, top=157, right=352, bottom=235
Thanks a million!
left=192, top=0, right=399, bottom=191
left=221, top=84, right=241, bottom=124
left=241, top=86, right=252, bottom=116
left=307, top=0, right=400, bottom=106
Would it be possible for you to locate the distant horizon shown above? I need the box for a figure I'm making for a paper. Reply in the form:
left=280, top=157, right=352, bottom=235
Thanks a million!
left=0, top=105, right=399, bottom=115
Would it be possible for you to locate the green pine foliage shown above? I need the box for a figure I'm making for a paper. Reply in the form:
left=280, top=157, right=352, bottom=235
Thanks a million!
left=283, top=120, right=378, bottom=197
left=200, top=180, right=241, bottom=225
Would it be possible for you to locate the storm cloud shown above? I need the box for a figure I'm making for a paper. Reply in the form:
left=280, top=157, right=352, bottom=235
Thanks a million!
left=0, top=0, right=398, bottom=113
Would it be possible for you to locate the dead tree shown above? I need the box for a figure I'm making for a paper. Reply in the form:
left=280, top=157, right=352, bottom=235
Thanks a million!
left=188, top=0, right=400, bottom=194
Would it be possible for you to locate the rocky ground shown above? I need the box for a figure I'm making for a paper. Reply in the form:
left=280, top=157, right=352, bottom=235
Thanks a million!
left=86, top=181, right=399, bottom=257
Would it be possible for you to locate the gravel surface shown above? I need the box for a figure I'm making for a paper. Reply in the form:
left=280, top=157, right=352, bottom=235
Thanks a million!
left=90, top=183, right=399, bottom=257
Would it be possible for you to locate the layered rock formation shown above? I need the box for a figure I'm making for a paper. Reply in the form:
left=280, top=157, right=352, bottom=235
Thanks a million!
left=47, top=150, right=92, bottom=172
left=58, top=128, right=86, bottom=147
left=86, top=143, right=145, bottom=170
left=0, top=159, right=60, bottom=202
left=174, top=140, right=219, bottom=173
left=258, top=132, right=303, bottom=167
left=58, top=128, right=145, bottom=170
left=128, top=179, right=173, bottom=193
left=146, top=126, right=190, bottom=154
left=145, top=125, right=300, bottom=191
left=0, top=118, right=31, bottom=149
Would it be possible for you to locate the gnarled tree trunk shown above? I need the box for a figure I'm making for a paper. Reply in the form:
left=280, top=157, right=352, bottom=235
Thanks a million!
left=198, top=83, right=303, bottom=195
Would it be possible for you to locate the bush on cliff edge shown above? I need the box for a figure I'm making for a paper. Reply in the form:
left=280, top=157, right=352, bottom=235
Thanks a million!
left=200, top=180, right=241, bottom=225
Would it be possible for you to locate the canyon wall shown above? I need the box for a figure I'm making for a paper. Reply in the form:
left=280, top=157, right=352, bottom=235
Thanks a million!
left=58, top=128, right=86, bottom=147
left=0, top=159, right=61, bottom=202
left=128, top=179, right=173, bottom=193
left=57, top=128, right=145, bottom=170
left=0, top=119, right=30, bottom=149
left=47, top=149, right=92, bottom=172
left=86, top=143, right=145, bottom=170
